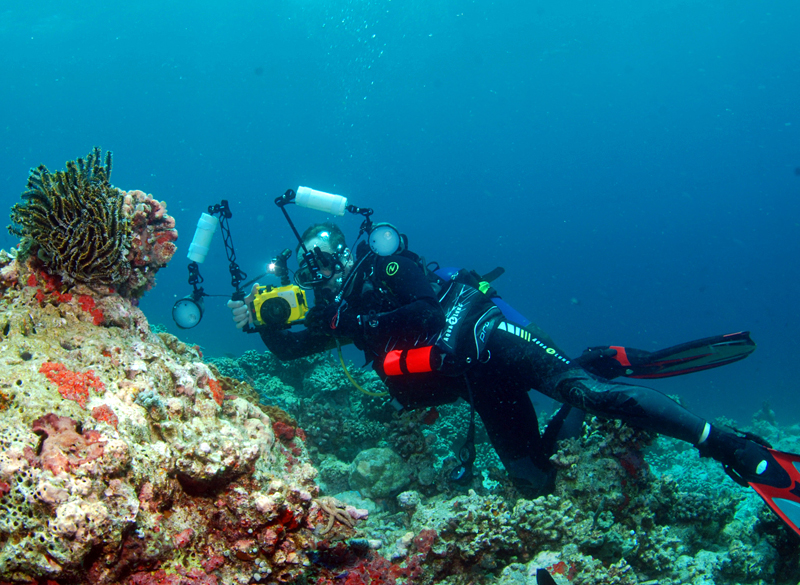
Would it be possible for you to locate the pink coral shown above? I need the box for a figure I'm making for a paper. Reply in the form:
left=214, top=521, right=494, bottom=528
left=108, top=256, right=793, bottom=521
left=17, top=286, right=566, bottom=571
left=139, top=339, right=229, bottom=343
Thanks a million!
left=39, top=362, right=105, bottom=408
left=119, top=189, right=178, bottom=299
left=173, top=528, right=194, bottom=549
left=27, top=414, right=105, bottom=475
left=92, top=404, right=119, bottom=429
left=127, top=566, right=219, bottom=585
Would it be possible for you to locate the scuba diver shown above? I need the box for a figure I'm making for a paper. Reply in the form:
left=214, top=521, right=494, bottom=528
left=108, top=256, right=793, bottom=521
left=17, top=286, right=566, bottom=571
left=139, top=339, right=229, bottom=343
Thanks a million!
left=224, top=188, right=800, bottom=536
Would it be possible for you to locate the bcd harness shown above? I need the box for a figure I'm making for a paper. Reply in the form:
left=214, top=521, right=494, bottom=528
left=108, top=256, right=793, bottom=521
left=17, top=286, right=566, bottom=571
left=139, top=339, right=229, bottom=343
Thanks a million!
left=382, top=266, right=504, bottom=378
left=333, top=247, right=513, bottom=485
left=381, top=264, right=508, bottom=485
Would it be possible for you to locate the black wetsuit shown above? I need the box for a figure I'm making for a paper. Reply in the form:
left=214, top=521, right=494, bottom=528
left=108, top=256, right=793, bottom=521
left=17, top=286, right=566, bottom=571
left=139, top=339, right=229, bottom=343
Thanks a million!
left=259, top=251, right=707, bottom=494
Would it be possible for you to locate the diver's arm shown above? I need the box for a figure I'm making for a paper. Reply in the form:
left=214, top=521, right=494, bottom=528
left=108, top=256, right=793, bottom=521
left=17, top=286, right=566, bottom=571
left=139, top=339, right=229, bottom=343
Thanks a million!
left=258, top=327, right=339, bottom=361
left=363, top=297, right=445, bottom=346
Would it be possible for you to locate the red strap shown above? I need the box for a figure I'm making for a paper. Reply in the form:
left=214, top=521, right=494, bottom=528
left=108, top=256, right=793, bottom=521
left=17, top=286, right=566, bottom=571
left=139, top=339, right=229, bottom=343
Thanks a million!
left=384, top=350, right=404, bottom=376
left=406, top=346, right=434, bottom=373
left=610, top=346, right=631, bottom=366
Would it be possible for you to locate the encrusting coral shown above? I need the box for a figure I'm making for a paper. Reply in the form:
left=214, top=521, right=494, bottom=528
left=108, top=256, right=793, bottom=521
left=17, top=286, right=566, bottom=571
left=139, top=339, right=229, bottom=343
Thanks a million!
left=8, top=148, right=177, bottom=299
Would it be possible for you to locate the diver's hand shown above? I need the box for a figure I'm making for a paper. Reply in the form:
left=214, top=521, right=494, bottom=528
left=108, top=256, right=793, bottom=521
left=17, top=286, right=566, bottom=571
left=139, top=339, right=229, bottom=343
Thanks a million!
left=304, top=301, right=360, bottom=336
left=303, top=303, right=338, bottom=332
left=227, top=284, right=258, bottom=330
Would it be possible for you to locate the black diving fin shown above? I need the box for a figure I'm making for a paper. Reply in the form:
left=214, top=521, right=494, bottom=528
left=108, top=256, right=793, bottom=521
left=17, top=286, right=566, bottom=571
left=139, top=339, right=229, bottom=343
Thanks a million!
left=536, top=568, right=557, bottom=585
left=574, top=331, right=755, bottom=380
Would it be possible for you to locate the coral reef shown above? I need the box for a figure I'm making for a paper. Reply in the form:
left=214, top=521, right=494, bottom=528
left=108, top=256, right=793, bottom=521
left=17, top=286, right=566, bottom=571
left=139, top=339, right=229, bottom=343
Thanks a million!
left=0, top=251, right=363, bottom=584
left=3, top=175, right=798, bottom=585
left=7, top=148, right=177, bottom=299
left=119, top=188, right=178, bottom=298
left=212, top=347, right=800, bottom=584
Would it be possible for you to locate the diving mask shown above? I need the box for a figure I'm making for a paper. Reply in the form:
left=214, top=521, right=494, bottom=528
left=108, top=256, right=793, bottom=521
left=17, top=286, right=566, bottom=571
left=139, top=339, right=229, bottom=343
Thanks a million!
left=293, top=248, right=346, bottom=289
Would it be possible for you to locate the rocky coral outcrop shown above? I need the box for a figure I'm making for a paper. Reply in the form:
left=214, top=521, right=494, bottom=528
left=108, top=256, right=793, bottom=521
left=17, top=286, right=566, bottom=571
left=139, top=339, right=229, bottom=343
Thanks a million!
left=0, top=252, right=359, bottom=584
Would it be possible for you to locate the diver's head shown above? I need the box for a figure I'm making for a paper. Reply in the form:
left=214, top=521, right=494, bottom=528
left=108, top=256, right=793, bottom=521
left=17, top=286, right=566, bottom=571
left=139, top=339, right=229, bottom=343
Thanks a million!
left=294, top=222, right=353, bottom=291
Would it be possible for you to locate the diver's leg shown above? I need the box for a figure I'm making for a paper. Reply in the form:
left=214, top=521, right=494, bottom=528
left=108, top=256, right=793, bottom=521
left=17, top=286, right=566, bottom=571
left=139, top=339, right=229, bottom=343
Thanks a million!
left=468, top=348, right=555, bottom=496
left=491, top=321, right=780, bottom=491
left=546, top=370, right=707, bottom=444
left=491, top=321, right=708, bottom=444
left=529, top=340, right=775, bottom=483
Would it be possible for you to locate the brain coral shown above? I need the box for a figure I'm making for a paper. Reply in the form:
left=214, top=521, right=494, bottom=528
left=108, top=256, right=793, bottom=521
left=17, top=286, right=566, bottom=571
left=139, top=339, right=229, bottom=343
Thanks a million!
left=7, top=148, right=177, bottom=299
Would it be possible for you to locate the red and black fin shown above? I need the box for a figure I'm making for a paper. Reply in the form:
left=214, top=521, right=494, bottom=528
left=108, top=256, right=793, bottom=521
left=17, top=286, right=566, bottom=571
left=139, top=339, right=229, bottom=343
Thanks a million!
left=749, top=448, right=800, bottom=538
left=574, top=331, right=755, bottom=380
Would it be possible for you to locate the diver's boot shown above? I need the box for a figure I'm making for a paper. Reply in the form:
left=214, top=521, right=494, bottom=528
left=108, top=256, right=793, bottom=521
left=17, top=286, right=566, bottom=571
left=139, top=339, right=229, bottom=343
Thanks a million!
left=696, top=423, right=786, bottom=486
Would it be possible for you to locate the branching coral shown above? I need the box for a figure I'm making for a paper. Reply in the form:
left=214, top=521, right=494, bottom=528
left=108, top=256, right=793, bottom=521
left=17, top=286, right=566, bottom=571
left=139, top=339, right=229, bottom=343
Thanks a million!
left=8, top=148, right=132, bottom=289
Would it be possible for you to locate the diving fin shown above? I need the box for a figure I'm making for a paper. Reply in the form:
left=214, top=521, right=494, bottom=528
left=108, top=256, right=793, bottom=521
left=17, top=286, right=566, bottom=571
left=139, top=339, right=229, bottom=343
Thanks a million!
left=574, top=331, right=755, bottom=380
left=536, top=568, right=557, bottom=585
left=749, top=448, right=800, bottom=538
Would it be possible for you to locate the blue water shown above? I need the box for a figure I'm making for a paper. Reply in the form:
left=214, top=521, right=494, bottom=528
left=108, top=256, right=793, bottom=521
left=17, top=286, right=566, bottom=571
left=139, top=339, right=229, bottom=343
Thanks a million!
left=1, top=1, right=798, bottom=424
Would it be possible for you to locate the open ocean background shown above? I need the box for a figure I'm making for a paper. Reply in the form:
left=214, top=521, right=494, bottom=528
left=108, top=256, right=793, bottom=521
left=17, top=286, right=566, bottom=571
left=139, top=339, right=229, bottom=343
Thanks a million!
left=1, top=0, right=798, bottom=426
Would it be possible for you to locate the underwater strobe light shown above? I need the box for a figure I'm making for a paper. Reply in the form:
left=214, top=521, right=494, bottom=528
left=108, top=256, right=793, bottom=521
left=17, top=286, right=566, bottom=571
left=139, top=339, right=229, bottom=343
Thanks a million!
left=172, top=212, right=220, bottom=329
left=172, top=293, right=204, bottom=329
left=369, top=223, right=402, bottom=256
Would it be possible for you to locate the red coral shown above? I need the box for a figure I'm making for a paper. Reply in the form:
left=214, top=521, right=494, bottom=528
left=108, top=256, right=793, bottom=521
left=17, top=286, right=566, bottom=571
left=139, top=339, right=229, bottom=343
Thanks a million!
left=127, top=567, right=219, bottom=585
left=201, top=555, right=224, bottom=573
left=92, top=404, right=119, bottom=429
left=39, top=362, right=105, bottom=408
left=55, top=291, right=72, bottom=303
left=207, top=378, right=224, bottom=406
left=312, top=545, right=430, bottom=585
left=26, top=270, right=72, bottom=305
left=77, top=294, right=104, bottom=325
left=90, top=308, right=105, bottom=325
left=313, top=552, right=397, bottom=585
left=547, top=560, right=578, bottom=580
left=412, top=529, right=437, bottom=555
left=27, top=414, right=105, bottom=475
left=274, top=507, right=301, bottom=531
left=78, top=294, right=95, bottom=312
left=344, top=553, right=398, bottom=585
left=273, top=421, right=296, bottom=442
left=173, top=528, right=194, bottom=549
left=40, top=271, right=60, bottom=292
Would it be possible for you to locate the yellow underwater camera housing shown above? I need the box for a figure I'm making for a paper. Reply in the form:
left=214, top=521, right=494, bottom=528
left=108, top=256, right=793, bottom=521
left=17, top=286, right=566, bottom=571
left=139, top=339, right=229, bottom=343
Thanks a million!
left=252, top=284, right=309, bottom=328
